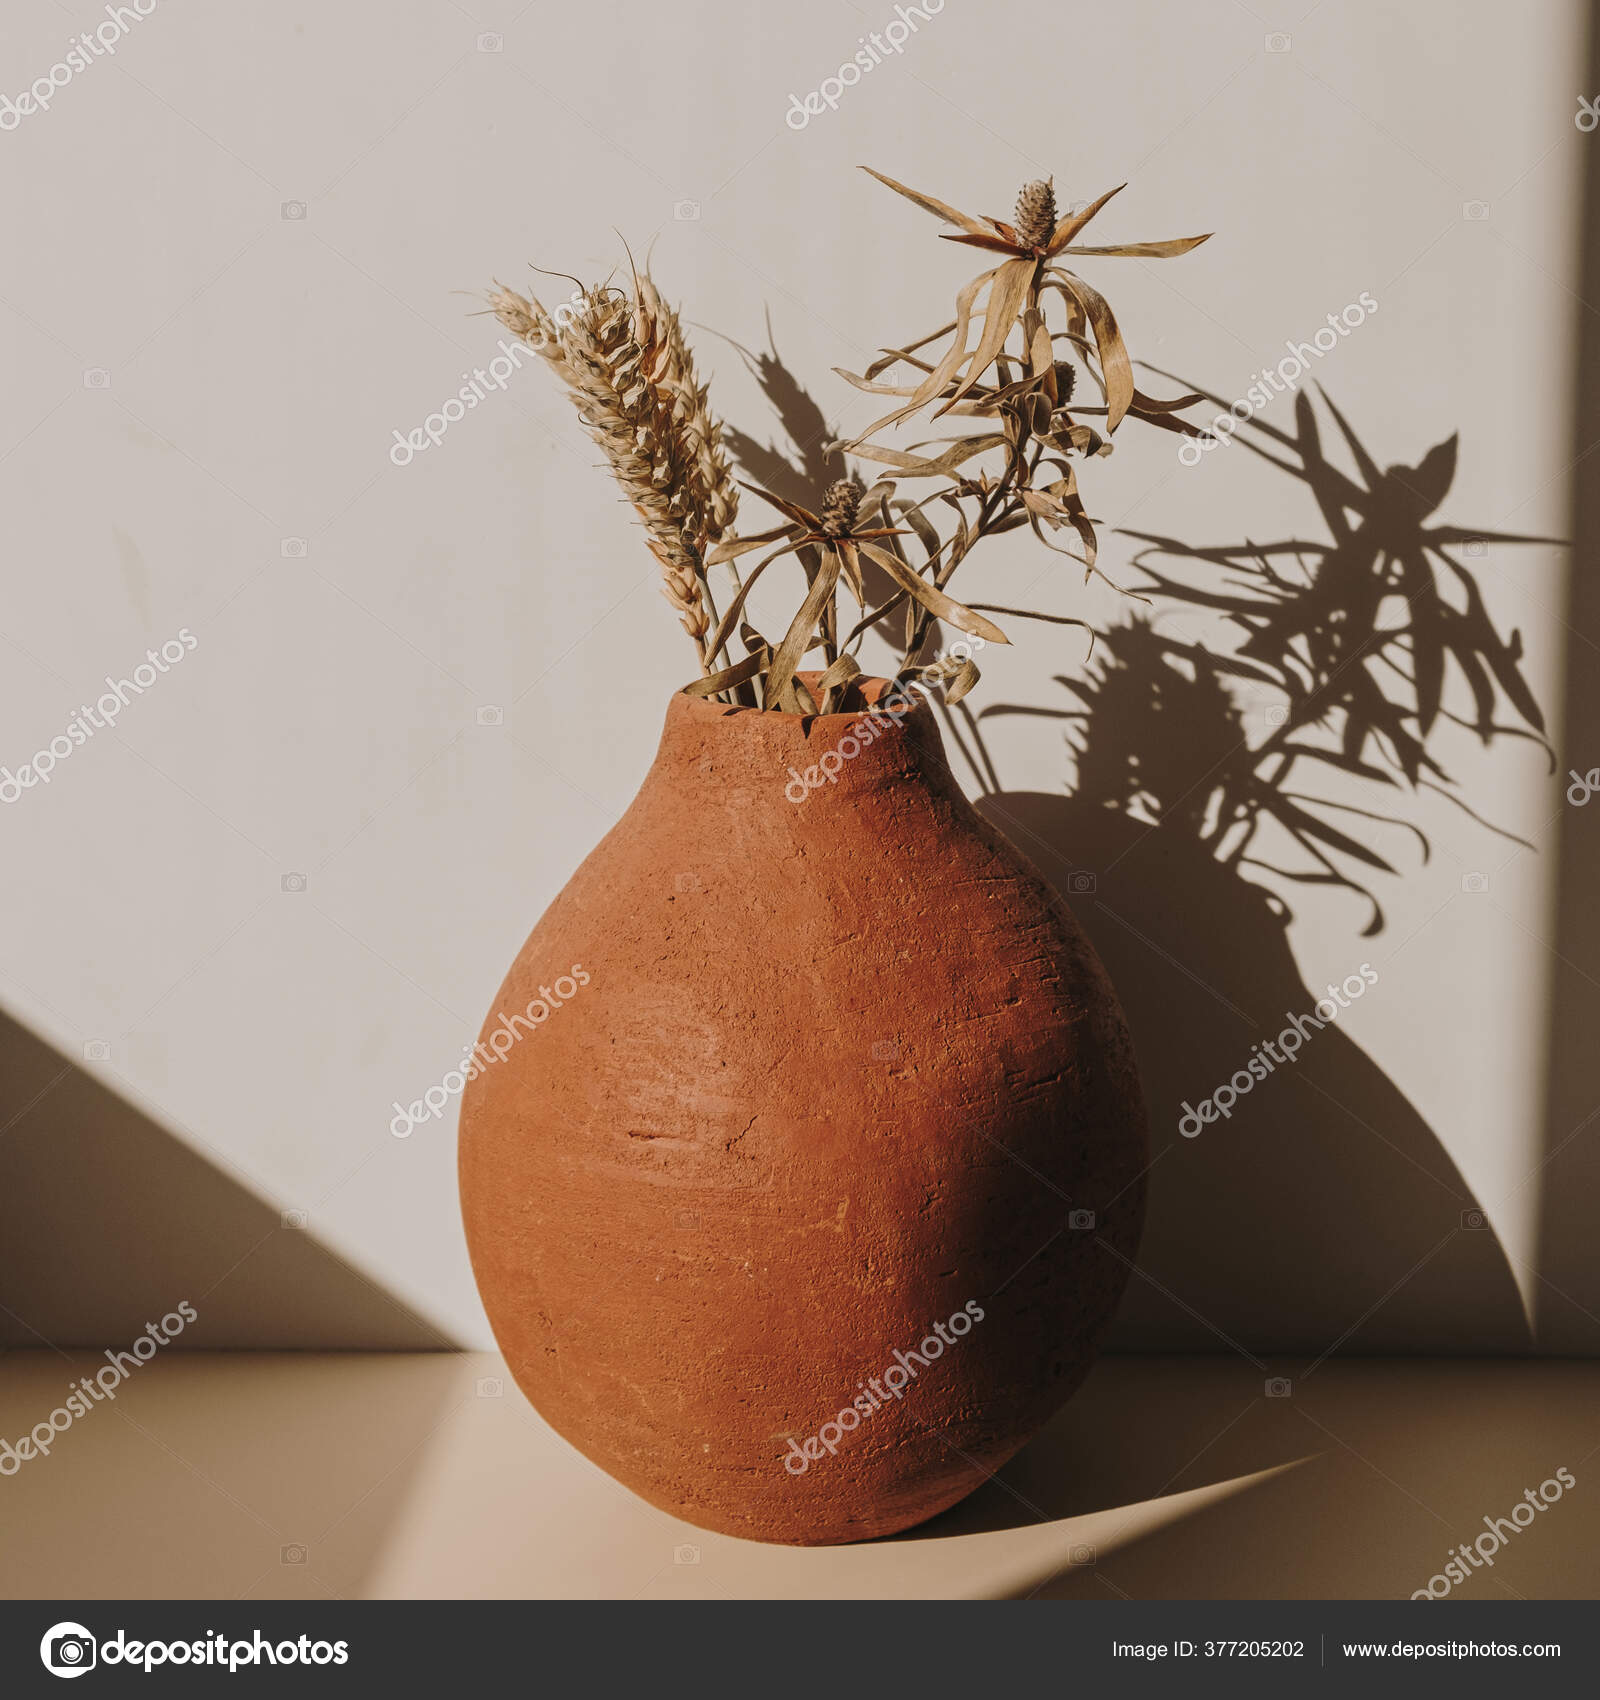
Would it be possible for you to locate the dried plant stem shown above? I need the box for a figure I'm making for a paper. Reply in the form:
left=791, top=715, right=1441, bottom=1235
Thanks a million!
left=488, top=279, right=740, bottom=678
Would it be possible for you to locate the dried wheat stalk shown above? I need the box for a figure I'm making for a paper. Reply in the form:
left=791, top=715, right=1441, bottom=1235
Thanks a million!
left=488, top=278, right=736, bottom=673
left=631, top=273, right=740, bottom=564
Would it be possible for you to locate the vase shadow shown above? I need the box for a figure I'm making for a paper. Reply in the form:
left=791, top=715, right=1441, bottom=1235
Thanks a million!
left=887, top=1357, right=1598, bottom=1600
left=977, top=789, right=1529, bottom=1357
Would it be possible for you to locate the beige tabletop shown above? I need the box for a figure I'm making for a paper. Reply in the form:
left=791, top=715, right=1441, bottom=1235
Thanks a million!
left=2, top=1351, right=1596, bottom=1601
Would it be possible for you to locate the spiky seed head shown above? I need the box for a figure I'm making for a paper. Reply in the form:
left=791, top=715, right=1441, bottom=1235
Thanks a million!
left=820, top=477, right=865, bottom=536
left=1014, top=178, right=1057, bottom=251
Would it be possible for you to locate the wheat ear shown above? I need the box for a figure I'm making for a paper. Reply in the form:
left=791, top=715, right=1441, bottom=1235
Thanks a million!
left=631, top=272, right=740, bottom=564
left=489, top=282, right=716, bottom=669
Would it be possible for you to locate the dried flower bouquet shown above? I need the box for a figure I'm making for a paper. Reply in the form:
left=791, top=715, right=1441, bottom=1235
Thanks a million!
left=489, top=167, right=1210, bottom=712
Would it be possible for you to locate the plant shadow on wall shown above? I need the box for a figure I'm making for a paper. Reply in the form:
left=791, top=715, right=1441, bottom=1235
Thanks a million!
left=724, top=353, right=1547, bottom=1394
left=972, top=381, right=1554, bottom=1372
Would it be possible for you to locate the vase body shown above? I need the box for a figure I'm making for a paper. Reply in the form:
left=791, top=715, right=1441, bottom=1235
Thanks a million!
left=458, top=680, right=1147, bottom=1544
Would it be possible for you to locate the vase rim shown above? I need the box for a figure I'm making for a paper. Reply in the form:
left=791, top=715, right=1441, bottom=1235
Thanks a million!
left=673, top=672, right=932, bottom=726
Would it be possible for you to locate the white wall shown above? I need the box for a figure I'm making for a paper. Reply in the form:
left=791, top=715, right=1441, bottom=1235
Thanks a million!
left=0, top=0, right=1586, bottom=1349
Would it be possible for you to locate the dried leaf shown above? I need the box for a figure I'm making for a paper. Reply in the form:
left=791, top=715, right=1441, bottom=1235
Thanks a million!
left=943, top=656, right=981, bottom=705
left=816, top=651, right=862, bottom=695
left=849, top=435, right=1007, bottom=476
left=1044, top=183, right=1126, bottom=252
left=1131, top=386, right=1205, bottom=414
left=844, top=268, right=993, bottom=445
left=1054, top=270, right=1133, bottom=431
left=739, top=481, right=818, bottom=530
left=707, top=523, right=793, bottom=565
left=1061, top=234, right=1211, bottom=259
left=683, top=649, right=770, bottom=697
left=704, top=539, right=805, bottom=663
left=859, top=167, right=1000, bottom=239
left=862, top=322, right=957, bottom=381
left=967, top=602, right=1094, bottom=639
left=939, top=258, right=1037, bottom=413
left=939, top=232, right=1028, bottom=255
left=835, top=538, right=866, bottom=604
left=854, top=540, right=1010, bottom=643
left=763, top=551, right=841, bottom=709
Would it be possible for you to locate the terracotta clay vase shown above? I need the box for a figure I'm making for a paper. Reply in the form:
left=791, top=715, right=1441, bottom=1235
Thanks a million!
left=458, top=678, right=1147, bottom=1545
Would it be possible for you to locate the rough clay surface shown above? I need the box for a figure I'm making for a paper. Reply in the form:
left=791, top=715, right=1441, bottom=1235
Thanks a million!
left=458, top=681, right=1148, bottom=1545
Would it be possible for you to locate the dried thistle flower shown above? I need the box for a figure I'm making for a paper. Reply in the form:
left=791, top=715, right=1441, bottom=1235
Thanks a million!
left=1013, top=178, right=1057, bottom=252
left=789, top=166, right=1216, bottom=684
left=819, top=477, right=864, bottom=536
left=844, top=167, right=1210, bottom=440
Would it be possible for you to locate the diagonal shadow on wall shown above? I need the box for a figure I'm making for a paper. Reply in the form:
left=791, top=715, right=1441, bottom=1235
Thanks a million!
left=0, top=1003, right=456, bottom=1350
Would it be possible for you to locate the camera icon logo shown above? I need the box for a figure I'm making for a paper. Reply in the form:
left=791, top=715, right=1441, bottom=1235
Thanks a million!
left=476, top=705, right=504, bottom=726
left=674, top=200, right=700, bottom=221
left=675, top=1209, right=701, bottom=1232
left=1070, top=1543, right=1097, bottom=1565
left=1265, top=703, right=1290, bottom=727
left=476, top=1376, right=504, bottom=1398
left=1265, top=1377, right=1293, bottom=1398
left=40, top=1622, right=97, bottom=1678
left=1068, top=870, right=1096, bottom=895
left=1462, top=871, right=1489, bottom=894
left=281, top=872, right=307, bottom=893
left=1462, top=201, right=1490, bottom=221
left=673, top=872, right=700, bottom=893
left=477, top=31, right=503, bottom=51
left=82, top=368, right=111, bottom=390
left=1462, top=538, right=1487, bottom=558
left=280, top=538, right=307, bottom=558
left=281, top=201, right=307, bottom=220
left=674, top=1543, right=700, bottom=1565
left=83, top=1040, right=111, bottom=1062
left=281, top=1543, right=307, bottom=1565
left=1264, top=32, right=1291, bottom=52
left=870, top=1040, right=900, bottom=1062
left=1068, top=1209, right=1096, bottom=1231
left=1461, top=1207, right=1487, bottom=1230
left=281, top=1209, right=307, bottom=1230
